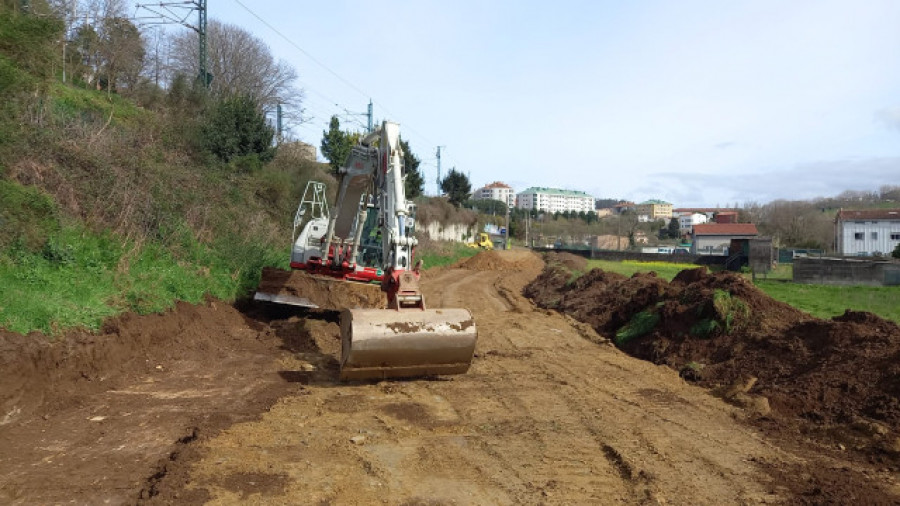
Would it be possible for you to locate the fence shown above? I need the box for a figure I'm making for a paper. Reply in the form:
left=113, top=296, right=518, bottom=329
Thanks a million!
left=533, top=247, right=730, bottom=267
left=793, top=257, right=900, bottom=286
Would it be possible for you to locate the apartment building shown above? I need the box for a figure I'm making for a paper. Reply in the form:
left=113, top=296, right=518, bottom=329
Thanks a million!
left=473, top=181, right=516, bottom=208
left=516, top=187, right=594, bottom=214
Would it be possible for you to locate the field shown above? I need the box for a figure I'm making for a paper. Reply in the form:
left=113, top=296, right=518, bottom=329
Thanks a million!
left=585, top=258, right=900, bottom=323
left=586, top=259, right=706, bottom=281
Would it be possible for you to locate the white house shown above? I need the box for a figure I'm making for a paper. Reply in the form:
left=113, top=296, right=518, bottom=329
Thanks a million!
left=679, top=213, right=708, bottom=234
left=835, top=209, right=900, bottom=256
left=473, top=181, right=516, bottom=208
left=691, top=223, right=758, bottom=255
left=516, top=187, right=594, bottom=214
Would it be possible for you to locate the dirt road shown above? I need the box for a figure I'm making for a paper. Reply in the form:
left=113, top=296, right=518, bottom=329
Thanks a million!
left=1, top=250, right=895, bottom=504
left=148, top=251, right=790, bottom=504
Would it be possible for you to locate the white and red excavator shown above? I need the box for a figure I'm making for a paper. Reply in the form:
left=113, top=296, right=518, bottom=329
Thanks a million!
left=255, top=121, right=477, bottom=381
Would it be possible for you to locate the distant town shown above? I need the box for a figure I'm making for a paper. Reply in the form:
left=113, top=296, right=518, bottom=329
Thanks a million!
left=472, top=181, right=900, bottom=260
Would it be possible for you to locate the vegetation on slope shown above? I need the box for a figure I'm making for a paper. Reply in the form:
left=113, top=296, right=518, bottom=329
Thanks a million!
left=0, top=3, right=333, bottom=334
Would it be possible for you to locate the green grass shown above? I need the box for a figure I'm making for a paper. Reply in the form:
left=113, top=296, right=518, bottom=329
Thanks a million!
left=418, top=241, right=479, bottom=269
left=49, top=81, right=145, bottom=124
left=585, top=259, right=702, bottom=281
left=0, top=223, right=287, bottom=335
left=755, top=280, right=900, bottom=323
left=615, top=310, right=660, bottom=345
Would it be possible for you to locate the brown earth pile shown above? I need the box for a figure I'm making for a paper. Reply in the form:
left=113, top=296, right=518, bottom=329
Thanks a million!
left=525, top=262, right=900, bottom=454
left=544, top=251, right=589, bottom=272
left=256, top=267, right=386, bottom=310
left=454, top=250, right=542, bottom=272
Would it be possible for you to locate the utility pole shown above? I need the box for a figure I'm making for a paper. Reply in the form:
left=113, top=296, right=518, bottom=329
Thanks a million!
left=342, top=100, right=374, bottom=133
left=276, top=103, right=283, bottom=144
left=135, top=0, right=210, bottom=87
left=505, top=204, right=510, bottom=250
left=435, top=146, right=445, bottom=196
left=198, top=0, right=208, bottom=87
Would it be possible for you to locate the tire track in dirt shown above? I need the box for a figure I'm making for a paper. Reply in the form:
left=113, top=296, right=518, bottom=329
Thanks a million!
left=141, top=251, right=795, bottom=505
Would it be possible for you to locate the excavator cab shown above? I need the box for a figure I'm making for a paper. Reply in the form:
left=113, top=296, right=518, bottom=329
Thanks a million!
left=256, top=122, right=477, bottom=381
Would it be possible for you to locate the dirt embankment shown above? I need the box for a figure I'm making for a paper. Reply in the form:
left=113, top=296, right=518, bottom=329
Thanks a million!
left=525, top=255, right=900, bottom=461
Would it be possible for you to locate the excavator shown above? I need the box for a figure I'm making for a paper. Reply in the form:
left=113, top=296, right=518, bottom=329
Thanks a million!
left=255, top=121, right=477, bottom=381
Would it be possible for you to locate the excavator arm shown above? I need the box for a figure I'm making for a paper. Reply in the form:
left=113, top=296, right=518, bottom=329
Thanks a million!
left=269, top=121, right=477, bottom=381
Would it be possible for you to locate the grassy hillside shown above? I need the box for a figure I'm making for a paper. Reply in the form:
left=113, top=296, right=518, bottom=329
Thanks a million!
left=0, top=5, right=339, bottom=334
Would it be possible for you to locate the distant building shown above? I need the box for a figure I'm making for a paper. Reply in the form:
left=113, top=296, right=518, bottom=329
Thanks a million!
left=473, top=181, right=516, bottom=208
left=715, top=211, right=739, bottom=224
left=834, top=209, right=900, bottom=256
left=691, top=223, right=759, bottom=255
left=280, top=140, right=317, bottom=161
left=679, top=213, right=708, bottom=234
left=613, top=201, right=636, bottom=215
left=674, top=208, right=739, bottom=221
left=635, top=199, right=673, bottom=220
left=516, top=187, right=594, bottom=214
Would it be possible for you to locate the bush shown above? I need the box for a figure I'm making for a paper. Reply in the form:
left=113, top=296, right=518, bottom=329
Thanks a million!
left=201, top=94, right=275, bottom=164
left=892, top=243, right=900, bottom=260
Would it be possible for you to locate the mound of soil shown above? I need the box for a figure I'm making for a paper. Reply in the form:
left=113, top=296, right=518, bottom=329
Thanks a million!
left=256, top=267, right=386, bottom=310
left=455, top=250, right=542, bottom=272
left=544, top=251, right=589, bottom=272
left=526, top=264, right=900, bottom=453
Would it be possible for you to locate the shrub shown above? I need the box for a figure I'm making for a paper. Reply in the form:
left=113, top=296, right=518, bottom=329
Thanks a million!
left=201, top=94, right=275, bottom=164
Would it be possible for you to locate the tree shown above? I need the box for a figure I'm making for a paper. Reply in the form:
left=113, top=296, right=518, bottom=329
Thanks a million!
left=168, top=20, right=301, bottom=119
left=202, top=94, right=275, bottom=165
left=399, top=138, right=423, bottom=199
left=320, top=116, right=355, bottom=175
left=662, top=217, right=680, bottom=239
left=440, top=168, right=471, bottom=207
left=97, top=16, right=144, bottom=93
left=893, top=242, right=900, bottom=260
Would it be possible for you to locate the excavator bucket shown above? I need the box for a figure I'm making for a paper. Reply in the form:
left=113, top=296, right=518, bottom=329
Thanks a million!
left=340, top=308, right=477, bottom=380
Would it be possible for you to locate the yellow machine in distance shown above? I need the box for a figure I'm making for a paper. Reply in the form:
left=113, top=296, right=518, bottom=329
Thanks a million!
left=467, top=232, right=494, bottom=250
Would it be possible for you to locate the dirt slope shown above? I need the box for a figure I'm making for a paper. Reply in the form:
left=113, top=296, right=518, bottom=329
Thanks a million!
left=2, top=250, right=898, bottom=504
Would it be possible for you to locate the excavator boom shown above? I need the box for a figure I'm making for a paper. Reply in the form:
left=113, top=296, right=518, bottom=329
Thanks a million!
left=257, top=121, right=477, bottom=380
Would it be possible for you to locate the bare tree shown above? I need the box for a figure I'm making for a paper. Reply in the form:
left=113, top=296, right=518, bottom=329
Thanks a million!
left=757, top=200, right=833, bottom=250
left=167, top=19, right=302, bottom=119
left=97, top=15, right=145, bottom=93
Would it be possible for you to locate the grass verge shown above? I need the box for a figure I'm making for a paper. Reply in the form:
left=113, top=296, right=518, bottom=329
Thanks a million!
left=0, top=223, right=287, bottom=335
left=418, top=240, right=479, bottom=269
left=755, top=280, right=900, bottom=323
left=585, top=259, right=701, bottom=281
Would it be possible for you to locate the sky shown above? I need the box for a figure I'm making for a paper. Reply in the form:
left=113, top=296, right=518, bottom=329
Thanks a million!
left=203, top=0, right=900, bottom=207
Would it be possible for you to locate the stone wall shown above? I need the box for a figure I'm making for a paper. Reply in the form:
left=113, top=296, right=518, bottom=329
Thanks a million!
left=419, top=221, right=475, bottom=243
left=793, top=257, right=900, bottom=286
